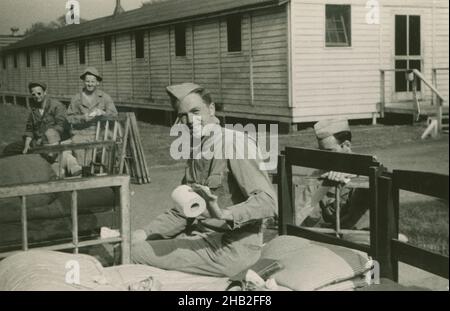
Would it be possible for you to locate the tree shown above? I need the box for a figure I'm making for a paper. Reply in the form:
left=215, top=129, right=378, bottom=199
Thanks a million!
left=10, top=27, right=20, bottom=36
left=24, top=15, right=89, bottom=37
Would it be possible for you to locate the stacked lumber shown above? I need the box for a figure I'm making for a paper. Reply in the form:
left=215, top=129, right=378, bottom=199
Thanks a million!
left=118, top=112, right=151, bottom=184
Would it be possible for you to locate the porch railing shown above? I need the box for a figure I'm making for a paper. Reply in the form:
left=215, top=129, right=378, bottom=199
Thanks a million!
left=379, top=68, right=447, bottom=136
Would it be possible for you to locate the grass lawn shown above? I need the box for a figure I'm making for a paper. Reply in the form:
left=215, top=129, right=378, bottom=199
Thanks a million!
left=0, top=103, right=448, bottom=256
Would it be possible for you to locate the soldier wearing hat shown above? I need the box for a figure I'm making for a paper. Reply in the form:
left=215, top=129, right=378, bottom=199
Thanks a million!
left=296, top=119, right=370, bottom=231
left=1, top=81, right=67, bottom=158
left=66, top=67, right=118, bottom=166
left=130, top=83, right=277, bottom=277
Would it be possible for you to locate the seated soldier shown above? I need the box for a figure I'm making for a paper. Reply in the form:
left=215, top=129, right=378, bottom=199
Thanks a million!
left=66, top=67, right=118, bottom=167
left=297, top=119, right=370, bottom=230
left=131, top=83, right=277, bottom=277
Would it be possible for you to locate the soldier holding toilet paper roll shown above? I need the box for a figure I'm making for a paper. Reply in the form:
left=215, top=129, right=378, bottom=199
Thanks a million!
left=131, top=83, right=277, bottom=277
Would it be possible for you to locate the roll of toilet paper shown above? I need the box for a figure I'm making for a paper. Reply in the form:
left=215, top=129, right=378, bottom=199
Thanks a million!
left=171, top=185, right=207, bottom=218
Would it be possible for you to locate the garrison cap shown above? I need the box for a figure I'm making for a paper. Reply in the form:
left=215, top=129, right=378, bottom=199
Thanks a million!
left=166, top=83, right=204, bottom=101
left=28, top=81, right=47, bottom=92
left=80, top=67, right=103, bottom=82
left=314, top=119, right=350, bottom=140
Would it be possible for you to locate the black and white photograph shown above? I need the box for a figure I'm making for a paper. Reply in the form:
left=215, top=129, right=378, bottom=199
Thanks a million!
left=0, top=0, right=448, bottom=296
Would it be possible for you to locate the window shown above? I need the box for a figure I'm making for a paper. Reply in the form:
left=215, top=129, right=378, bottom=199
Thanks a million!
left=227, top=15, right=242, bottom=52
left=395, top=15, right=422, bottom=92
left=26, top=50, right=31, bottom=68
left=135, top=31, right=145, bottom=59
left=79, top=41, right=86, bottom=64
left=104, top=36, right=112, bottom=61
left=1, top=55, right=5, bottom=69
left=325, top=5, right=351, bottom=47
left=58, top=45, right=65, bottom=65
left=13, top=53, right=17, bottom=68
left=175, top=25, right=186, bottom=57
left=41, top=48, right=46, bottom=67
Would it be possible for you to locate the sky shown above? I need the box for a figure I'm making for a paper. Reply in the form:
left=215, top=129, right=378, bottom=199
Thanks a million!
left=0, top=0, right=146, bottom=35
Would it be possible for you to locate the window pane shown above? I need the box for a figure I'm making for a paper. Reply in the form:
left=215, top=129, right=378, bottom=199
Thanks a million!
left=58, top=45, right=64, bottom=65
left=325, top=5, right=351, bottom=47
left=13, top=53, right=17, bottom=68
left=395, top=60, right=407, bottom=92
left=41, top=48, right=46, bottom=67
left=175, top=25, right=186, bottom=57
left=409, top=60, right=422, bottom=91
left=104, top=36, right=112, bottom=61
left=2, top=56, right=5, bottom=69
left=135, top=31, right=145, bottom=59
left=79, top=41, right=86, bottom=64
left=227, top=15, right=242, bottom=52
left=395, top=15, right=407, bottom=56
left=26, top=50, right=31, bottom=68
left=409, top=16, right=421, bottom=56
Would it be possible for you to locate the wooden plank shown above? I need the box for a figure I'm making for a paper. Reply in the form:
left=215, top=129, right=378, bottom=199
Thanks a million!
left=285, top=147, right=379, bottom=176
left=0, top=175, right=130, bottom=198
left=120, top=182, right=131, bottom=264
left=286, top=225, right=370, bottom=254
left=375, top=175, right=398, bottom=280
left=71, top=190, right=79, bottom=254
left=118, top=116, right=131, bottom=174
left=21, top=196, right=28, bottom=251
left=277, top=154, right=293, bottom=235
left=130, top=113, right=150, bottom=183
left=393, top=170, right=449, bottom=201
left=30, top=141, right=115, bottom=154
left=128, top=113, right=143, bottom=184
left=392, top=240, right=449, bottom=279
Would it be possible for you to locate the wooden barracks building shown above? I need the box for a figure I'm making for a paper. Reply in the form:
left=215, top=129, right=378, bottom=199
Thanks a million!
left=0, top=0, right=448, bottom=127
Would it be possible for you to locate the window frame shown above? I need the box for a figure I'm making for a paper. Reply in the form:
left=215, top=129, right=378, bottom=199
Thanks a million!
left=135, top=30, right=145, bottom=59
left=13, top=53, right=18, bottom=68
left=26, top=50, right=31, bottom=68
left=174, top=24, right=187, bottom=57
left=325, top=4, right=352, bottom=48
left=41, top=48, right=47, bottom=67
left=104, top=36, right=112, bottom=62
left=58, top=45, right=65, bottom=65
left=226, top=14, right=242, bottom=53
left=79, top=40, right=86, bottom=65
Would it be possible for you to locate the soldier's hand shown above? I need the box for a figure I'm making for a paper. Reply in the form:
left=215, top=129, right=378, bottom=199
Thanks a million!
left=191, top=184, right=230, bottom=220
left=131, top=229, right=148, bottom=244
left=321, top=171, right=355, bottom=184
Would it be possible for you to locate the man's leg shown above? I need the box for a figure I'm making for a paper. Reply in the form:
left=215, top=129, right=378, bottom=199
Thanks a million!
left=131, top=229, right=263, bottom=277
left=56, top=139, right=82, bottom=176
left=71, top=133, right=95, bottom=166
left=143, top=207, right=191, bottom=239
left=1, top=140, right=26, bottom=157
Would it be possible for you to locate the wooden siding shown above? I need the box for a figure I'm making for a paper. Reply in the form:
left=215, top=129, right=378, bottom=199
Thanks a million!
left=149, top=28, right=170, bottom=105
left=131, top=31, right=151, bottom=100
left=192, top=20, right=221, bottom=100
left=66, top=42, right=79, bottom=98
left=115, top=34, right=132, bottom=101
left=291, top=0, right=449, bottom=122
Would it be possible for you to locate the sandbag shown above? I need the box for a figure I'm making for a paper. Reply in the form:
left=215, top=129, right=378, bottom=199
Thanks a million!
left=0, top=154, right=57, bottom=207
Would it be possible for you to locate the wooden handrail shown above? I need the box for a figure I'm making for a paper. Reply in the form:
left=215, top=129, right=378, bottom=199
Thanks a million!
left=412, top=69, right=445, bottom=102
